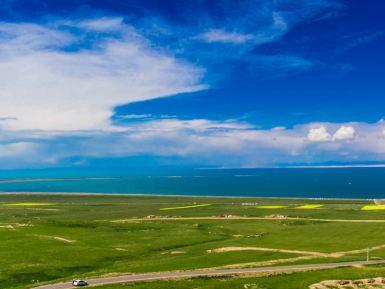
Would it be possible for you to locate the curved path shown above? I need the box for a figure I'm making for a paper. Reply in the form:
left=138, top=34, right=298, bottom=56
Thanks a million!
left=34, top=260, right=385, bottom=289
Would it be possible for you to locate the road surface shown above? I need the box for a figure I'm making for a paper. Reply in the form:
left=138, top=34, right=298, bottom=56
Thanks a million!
left=34, top=260, right=385, bottom=289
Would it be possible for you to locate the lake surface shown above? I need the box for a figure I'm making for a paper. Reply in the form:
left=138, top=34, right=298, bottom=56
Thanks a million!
left=0, top=168, right=384, bottom=199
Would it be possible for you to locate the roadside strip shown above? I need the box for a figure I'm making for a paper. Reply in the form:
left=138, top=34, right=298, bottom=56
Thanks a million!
left=34, top=260, right=385, bottom=289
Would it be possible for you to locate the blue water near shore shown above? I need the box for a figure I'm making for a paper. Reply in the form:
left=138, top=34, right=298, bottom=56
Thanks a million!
left=0, top=167, right=385, bottom=199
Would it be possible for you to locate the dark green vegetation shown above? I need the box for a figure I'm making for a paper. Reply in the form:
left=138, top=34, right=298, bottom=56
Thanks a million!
left=0, top=194, right=385, bottom=288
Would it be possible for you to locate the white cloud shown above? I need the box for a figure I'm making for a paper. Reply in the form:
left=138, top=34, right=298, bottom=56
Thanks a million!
left=46, top=118, right=307, bottom=167
left=109, top=119, right=385, bottom=166
left=333, top=126, right=355, bottom=141
left=0, top=18, right=205, bottom=131
left=0, top=142, right=37, bottom=158
left=0, top=22, right=74, bottom=51
left=307, top=126, right=331, bottom=142
left=117, top=114, right=153, bottom=120
left=2, top=118, right=385, bottom=168
left=200, top=29, right=254, bottom=44
left=76, top=17, right=126, bottom=31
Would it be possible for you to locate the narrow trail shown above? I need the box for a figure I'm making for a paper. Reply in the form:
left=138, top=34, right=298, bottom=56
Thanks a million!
left=209, top=246, right=330, bottom=256
left=206, top=242, right=385, bottom=269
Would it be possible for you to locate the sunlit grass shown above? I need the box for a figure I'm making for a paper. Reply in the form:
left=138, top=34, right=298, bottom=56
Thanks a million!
left=257, top=205, right=288, bottom=209
left=4, top=202, right=57, bottom=206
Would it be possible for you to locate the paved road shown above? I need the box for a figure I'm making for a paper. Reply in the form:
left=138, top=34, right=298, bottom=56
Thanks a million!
left=34, top=260, right=385, bottom=289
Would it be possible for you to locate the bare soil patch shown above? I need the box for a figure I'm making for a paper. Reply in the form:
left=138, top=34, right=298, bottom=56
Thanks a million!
left=34, top=234, right=76, bottom=243
left=310, top=277, right=385, bottom=289
left=208, top=246, right=329, bottom=257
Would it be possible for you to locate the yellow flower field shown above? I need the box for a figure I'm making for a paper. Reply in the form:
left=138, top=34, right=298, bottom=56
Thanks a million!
left=361, top=205, right=385, bottom=211
left=4, top=202, right=56, bottom=206
left=296, top=204, right=323, bottom=209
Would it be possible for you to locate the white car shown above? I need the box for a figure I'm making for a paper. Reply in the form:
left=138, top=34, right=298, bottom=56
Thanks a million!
left=72, top=280, right=88, bottom=287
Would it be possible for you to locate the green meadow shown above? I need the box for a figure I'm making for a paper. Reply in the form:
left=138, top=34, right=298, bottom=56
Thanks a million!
left=95, top=265, right=385, bottom=289
left=0, top=194, right=385, bottom=288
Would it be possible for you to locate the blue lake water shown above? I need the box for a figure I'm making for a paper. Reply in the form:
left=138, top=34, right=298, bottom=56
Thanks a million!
left=0, top=168, right=385, bottom=199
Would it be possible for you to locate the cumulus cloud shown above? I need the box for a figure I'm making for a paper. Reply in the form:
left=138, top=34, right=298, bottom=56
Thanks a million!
left=333, top=126, right=356, bottom=140
left=307, top=126, right=331, bottom=142
left=308, top=125, right=357, bottom=143
left=0, top=18, right=205, bottom=131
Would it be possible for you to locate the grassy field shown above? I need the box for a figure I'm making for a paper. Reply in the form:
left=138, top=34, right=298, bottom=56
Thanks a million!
left=0, top=194, right=385, bottom=288
left=94, top=265, right=385, bottom=289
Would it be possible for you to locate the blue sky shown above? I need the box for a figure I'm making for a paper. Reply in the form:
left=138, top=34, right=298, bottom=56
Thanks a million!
left=0, top=0, right=384, bottom=169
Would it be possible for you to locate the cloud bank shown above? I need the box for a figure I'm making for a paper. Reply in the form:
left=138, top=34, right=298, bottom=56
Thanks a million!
left=3, top=117, right=385, bottom=168
left=0, top=19, right=205, bottom=131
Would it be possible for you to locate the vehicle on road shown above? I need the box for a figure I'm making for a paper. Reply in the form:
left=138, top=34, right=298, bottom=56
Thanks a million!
left=72, top=280, right=88, bottom=287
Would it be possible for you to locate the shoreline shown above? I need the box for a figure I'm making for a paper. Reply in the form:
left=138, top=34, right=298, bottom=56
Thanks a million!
left=0, top=191, right=375, bottom=201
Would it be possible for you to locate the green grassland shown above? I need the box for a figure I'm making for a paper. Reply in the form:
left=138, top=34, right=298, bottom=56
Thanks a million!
left=95, top=265, right=385, bottom=289
left=0, top=194, right=385, bottom=288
